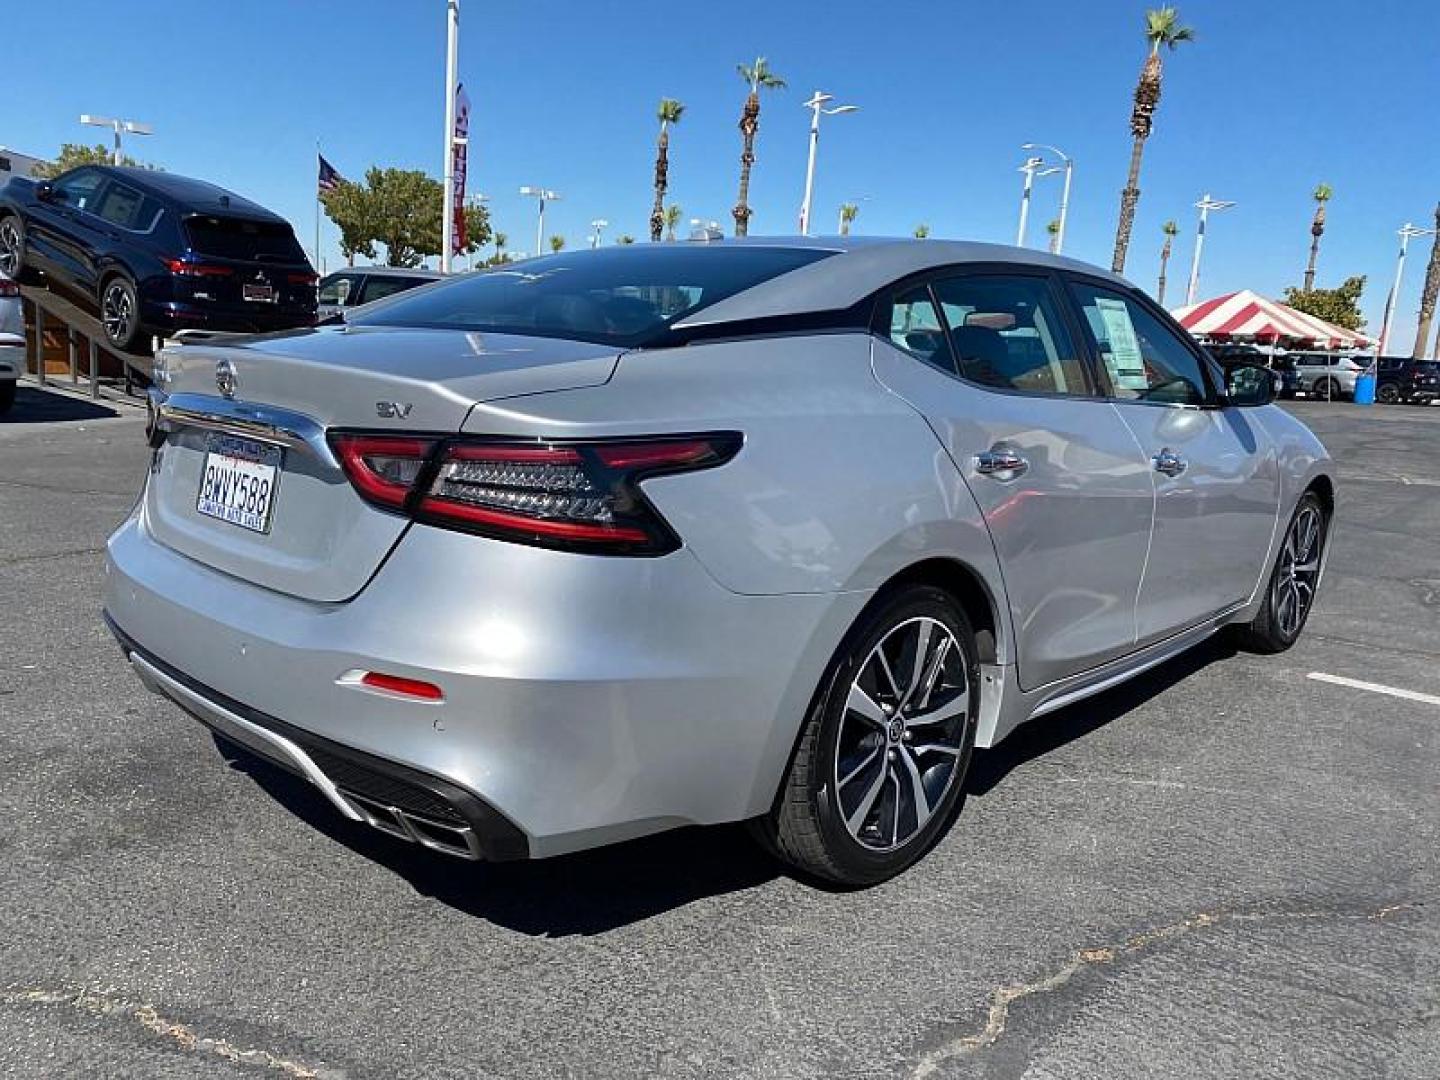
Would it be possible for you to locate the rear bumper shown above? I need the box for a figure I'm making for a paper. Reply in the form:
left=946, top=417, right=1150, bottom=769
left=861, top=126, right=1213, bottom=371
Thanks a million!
left=104, top=506, right=867, bottom=859
left=141, top=298, right=316, bottom=334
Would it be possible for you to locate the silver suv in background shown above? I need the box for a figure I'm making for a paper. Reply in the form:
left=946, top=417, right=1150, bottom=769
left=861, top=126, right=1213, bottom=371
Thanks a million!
left=317, top=267, right=443, bottom=320
left=0, top=272, right=22, bottom=413
left=1289, top=351, right=1367, bottom=399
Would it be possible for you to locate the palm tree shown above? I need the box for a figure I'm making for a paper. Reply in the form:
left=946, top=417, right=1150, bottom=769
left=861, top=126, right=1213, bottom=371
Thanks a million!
left=732, top=57, right=786, bottom=237
left=839, top=202, right=859, bottom=236
left=1413, top=202, right=1440, bottom=359
left=1303, top=183, right=1332, bottom=292
left=549, top=234, right=566, bottom=253
left=913, top=223, right=930, bottom=239
left=1157, top=219, right=1179, bottom=305
left=616, top=234, right=636, bottom=245
left=649, top=98, right=685, bottom=243
left=1111, top=7, right=1195, bottom=273
left=1046, top=219, right=1061, bottom=254
left=664, top=203, right=683, bottom=241
left=493, top=231, right=507, bottom=261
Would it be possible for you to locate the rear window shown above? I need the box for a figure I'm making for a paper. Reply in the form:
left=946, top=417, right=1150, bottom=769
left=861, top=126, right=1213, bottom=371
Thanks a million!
left=184, top=216, right=307, bottom=264
left=350, top=246, right=836, bottom=346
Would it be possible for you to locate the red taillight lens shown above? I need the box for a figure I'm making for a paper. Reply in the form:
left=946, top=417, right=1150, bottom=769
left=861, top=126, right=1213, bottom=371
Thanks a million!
left=327, top=432, right=741, bottom=555
left=332, top=435, right=436, bottom=508
left=287, top=272, right=319, bottom=286
left=0, top=280, right=18, bottom=297
left=165, top=258, right=234, bottom=277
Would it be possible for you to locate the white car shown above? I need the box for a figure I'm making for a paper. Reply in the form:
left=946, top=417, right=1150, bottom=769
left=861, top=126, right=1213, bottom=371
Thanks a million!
left=0, top=272, right=23, bottom=414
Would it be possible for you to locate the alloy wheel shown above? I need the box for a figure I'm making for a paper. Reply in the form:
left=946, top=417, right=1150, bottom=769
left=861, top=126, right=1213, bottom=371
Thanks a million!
left=0, top=219, right=20, bottom=277
left=1273, top=504, right=1323, bottom=639
left=834, top=616, right=970, bottom=852
left=102, top=281, right=134, bottom=346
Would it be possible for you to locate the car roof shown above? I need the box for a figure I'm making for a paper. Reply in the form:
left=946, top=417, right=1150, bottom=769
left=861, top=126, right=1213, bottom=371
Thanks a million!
left=667, top=236, right=1132, bottom=329
left=85, top=166, right=287, bottom=224
left=326, top=266, right=444, bottom=279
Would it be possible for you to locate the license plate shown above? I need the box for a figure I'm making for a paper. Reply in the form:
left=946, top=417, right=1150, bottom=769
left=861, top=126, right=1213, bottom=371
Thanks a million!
left=243, top=283, right=275, bottom=302
left=196, top=435, right=282, bottom=533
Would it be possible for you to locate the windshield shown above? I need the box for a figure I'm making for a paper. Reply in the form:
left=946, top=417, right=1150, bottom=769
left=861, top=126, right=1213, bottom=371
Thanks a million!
left=350, top=246, right=836, bottom=346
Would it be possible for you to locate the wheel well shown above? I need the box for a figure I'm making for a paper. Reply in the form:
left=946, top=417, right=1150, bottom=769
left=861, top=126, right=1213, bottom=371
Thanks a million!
left=1306, top=475, right=1335, bottom=518
left=880, top=558, right=1000, bottom=665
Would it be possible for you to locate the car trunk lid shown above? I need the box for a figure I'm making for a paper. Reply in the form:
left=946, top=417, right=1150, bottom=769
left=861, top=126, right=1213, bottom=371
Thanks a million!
left=143, top=326, right=620, bottom=601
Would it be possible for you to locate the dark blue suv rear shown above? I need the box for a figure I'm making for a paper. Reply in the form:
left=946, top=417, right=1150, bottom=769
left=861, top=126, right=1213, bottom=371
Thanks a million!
left=0, top=165, right=316, bottom=350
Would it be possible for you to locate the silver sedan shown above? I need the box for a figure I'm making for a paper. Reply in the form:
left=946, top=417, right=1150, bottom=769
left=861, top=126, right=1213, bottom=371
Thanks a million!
left=105, top=238, right=1334, bottom=885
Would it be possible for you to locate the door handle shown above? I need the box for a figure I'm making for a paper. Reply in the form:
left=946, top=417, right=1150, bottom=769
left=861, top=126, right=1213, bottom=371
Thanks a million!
left=1152, top=448, right=1188, bottom=477
left=974, top=448, right=1029, bottom=479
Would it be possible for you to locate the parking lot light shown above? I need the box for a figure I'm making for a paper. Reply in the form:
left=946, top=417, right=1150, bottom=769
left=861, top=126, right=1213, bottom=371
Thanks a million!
left=590, top=219, right=609, bottom=249
left=1377, top=222, right=1437, bottom=357
left=519, top=186, right=561, bottom=259
left=79, top=114, right=153, bottom=166
left=1021, top=143, right=1073, bottom=254
left=1185, top=193, right=1237, bottom=306
left=798, top=92, right=858, bottom=236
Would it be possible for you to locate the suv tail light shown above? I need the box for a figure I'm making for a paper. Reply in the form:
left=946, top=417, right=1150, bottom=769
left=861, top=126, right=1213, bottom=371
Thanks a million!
left=165, top=258, right=234, bottom=277
left=329, top=433, right=741, bottom=555
left=0, top=279, right=18, bottom=297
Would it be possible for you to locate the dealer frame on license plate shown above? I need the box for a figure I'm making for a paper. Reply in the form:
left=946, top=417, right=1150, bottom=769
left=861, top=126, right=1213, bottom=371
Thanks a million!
left=242, top=283, right=275, bottom=302
left=196, top=434, right=283, bottom=534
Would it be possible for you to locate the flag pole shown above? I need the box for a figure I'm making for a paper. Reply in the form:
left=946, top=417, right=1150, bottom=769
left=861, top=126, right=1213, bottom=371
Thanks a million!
left=440, top=0, right=460, bottom=273
left=314, top=139, right=322, bottom=273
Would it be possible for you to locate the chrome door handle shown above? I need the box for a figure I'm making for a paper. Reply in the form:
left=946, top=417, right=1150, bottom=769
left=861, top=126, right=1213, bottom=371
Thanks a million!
left=974, top=448, right=1029, bottom=479
left=1152, top=448, right=1188, bottom=477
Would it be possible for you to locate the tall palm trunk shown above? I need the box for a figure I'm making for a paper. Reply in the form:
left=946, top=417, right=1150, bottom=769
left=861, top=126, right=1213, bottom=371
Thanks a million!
left=733, top=91, right=760, bottom=237
left=649, top=124, right=670, bottom=243
left=1112, top=51, right=1162, bottom=273
left=1413, top=202, right=1440, bottom=359
left=1157, top=235, right=1172, bottom=305
left=1303, top=202, right=1326, bottom=292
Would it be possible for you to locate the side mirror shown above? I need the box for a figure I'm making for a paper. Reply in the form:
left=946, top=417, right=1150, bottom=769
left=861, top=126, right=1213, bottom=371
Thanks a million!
left=34, top=181, right=54, bottom=202
left=1225, top=363, right=1277, bottom=407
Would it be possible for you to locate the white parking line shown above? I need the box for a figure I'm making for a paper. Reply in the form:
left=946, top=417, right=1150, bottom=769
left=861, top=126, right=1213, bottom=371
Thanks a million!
left=1307, top=672, right=1440, bottom=708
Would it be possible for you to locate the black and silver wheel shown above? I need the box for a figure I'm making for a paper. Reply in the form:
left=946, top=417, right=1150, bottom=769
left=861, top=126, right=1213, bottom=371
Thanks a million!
left=1376, top=381, right=1400, bottom=404
left=1315, top=377, right=1342, bottom=400
left=758, top=585, right=978, bottom=886
left=100, top=274, right=141, bottom=351
left=0, top=215, right=23, bottom=279
left=1234, top=492, right=1327, bottom=653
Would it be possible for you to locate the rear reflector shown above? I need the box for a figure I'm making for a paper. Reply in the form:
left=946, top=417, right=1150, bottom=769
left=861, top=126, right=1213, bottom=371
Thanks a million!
left=360, top=671, right=445, bottom=701
left=328, top=432, right=741, bottom=555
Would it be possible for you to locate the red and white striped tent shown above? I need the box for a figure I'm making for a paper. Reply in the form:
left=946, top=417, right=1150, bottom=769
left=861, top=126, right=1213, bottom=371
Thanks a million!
left=1171, top=289, right=1372, bottom=349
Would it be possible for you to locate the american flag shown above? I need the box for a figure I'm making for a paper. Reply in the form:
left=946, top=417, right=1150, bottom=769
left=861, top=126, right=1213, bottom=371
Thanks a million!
left=317, top=154, right=344, bottom=195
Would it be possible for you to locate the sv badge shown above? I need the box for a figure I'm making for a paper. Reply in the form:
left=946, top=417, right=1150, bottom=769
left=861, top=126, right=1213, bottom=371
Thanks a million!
left=375, top=401, right=414, bottom=419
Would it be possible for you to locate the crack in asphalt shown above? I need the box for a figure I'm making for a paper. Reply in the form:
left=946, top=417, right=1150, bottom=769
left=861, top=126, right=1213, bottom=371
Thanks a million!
left=909, top=901, right=1420, bottom=1078
left=0, top=986, right=344, bottom=1078
left=0, top=546, right=107, bottom=567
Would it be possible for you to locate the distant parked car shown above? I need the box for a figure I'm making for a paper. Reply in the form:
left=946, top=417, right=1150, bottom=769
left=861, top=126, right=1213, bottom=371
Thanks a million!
left=317, top=267, right=443, bottom=320
left=1205, top=344, right=1297, bottom=398
left=0, top=165, right=316, bottom=351
left=0, top=271, right=21, bottom=413
left=1289, top=351, right=1366, bottom=399
left=1374, top=356, right=1440, bottom=404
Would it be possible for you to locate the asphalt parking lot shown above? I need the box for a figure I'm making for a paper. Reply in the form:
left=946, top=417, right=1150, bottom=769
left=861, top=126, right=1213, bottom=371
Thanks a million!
left=1, top=382, right=1436, bottom=1079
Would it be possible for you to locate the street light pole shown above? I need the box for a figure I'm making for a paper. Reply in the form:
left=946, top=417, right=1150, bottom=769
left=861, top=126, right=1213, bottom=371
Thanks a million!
left=1378, top=223, right=1436, bottom=357
left=1015, top=156, right=1044, bottom=247
left=79, top=114, right=153, bottom=165
left=797, top=91, right=857, bottom=236
left=1185, top=193, right=1237, bottom=306
left=439, top=0, right=460, bottom=273
left=520, top=186, right=560, bottom=255
left=1021, top=142, right=1072, bottom=254
left=590, top=219, right=608, bottom=249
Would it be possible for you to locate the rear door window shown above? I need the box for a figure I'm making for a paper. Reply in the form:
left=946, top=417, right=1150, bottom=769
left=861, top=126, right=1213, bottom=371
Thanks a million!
left=932, top=274, right=1089, bottom=395
left=184, top=217, right=307, bottom=263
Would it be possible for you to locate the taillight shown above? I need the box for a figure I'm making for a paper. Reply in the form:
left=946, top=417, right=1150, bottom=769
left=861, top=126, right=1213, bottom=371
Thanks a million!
left=0, top=279, right=18, bottom=297
left=287, top=272, right=319, bottom=286
left=328, top=433, right=741, bottom=555
left=165, top=258, right=234, bottom=277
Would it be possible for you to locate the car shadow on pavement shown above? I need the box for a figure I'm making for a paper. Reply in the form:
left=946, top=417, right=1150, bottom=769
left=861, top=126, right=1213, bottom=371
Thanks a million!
left=965, top=634, right=1239, bottom=796
left=2, top=384, right=121, bottom=423
left=216, top=737, right=780, bottom=936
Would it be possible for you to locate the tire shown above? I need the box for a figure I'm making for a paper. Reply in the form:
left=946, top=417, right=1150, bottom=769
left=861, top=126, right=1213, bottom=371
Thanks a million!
left=1376, top=382, right=1400, bottom=404
left=0, top=379, right=14, bottom=415
left=756, top=585, right=979, bottom=886
left=1232, top=492, right=1328, bottom=654
left=99, top=273, right=143, bottom=351
left=0, top=214, right=24, bottom=280
left=1315, top=377, right=1342, bottom=400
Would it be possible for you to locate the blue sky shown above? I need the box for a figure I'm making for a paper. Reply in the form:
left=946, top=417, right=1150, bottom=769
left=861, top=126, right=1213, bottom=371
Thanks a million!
left=7, top=0, right=1439, bottom=351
